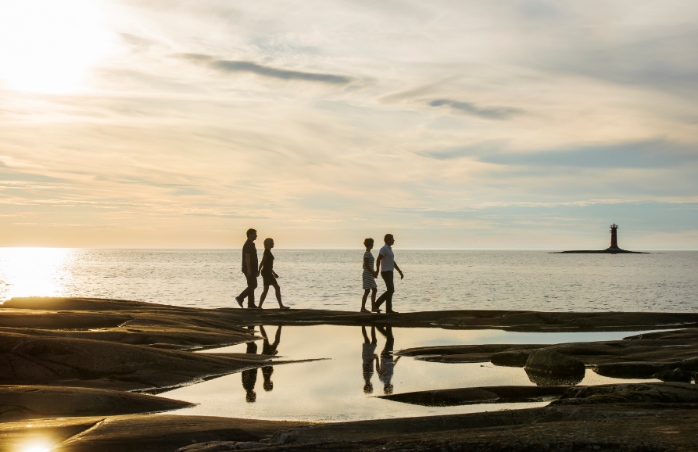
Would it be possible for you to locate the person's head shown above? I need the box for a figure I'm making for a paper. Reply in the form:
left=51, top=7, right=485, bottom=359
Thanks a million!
left=246, top=228, right=257, bottom=240
left=263, top=238, right=274, bottom=250
left=363, top=238, right=374, bottom=250
left=383, top=383, right=394, bottom=394
left=384, top=234, right=394, bottom=246
left=263, top=380, right=274, bottom=392
left=363, top=382, right=373, bottom=394
left=245, top=390, right=257, bottom=403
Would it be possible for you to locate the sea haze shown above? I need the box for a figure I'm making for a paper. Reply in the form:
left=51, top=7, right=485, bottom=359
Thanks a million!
left=0, top=249, right=696, bottom=313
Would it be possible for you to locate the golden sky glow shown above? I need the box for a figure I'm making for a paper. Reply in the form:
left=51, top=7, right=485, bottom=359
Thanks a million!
left=0, top=1, right=697, bottom=249
left=0, top=0, right=114, bottom=93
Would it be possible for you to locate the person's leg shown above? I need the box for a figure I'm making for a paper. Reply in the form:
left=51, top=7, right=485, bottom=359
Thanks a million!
left=361, top=289, right=370, bottom=312
left=362, top=325, right=369, bottom=343
left=374, top=272, right=389, bottom=311
left=246, top=275, right=258, bottom=308
left=237, top=286, right=250, bottom=306
left=272, top=281, right=285, bottom=308
left=383, top=272, right=395, bottom=312
left=370, top=288, right=377, bottom=311
left=376, top=271, right=394, bottom=312
left=259, top=284, right=270, bottom=307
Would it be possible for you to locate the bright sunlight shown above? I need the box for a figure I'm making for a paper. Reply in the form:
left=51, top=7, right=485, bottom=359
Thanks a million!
left=0, top=0, right=114, bottom=93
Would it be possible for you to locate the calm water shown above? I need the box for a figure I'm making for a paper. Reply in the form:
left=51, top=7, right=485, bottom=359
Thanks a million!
left=1, top=248, right=697, bottom=312
left=163, top=325, right=660, bottom=422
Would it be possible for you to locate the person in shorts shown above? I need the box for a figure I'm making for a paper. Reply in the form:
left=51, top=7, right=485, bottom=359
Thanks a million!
left=257, top=238, right=290, bottom=309
left=361, top=238, right=378, bottom=313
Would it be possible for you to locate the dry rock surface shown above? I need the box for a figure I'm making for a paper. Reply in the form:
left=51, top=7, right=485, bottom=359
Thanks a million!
left=1, top=296, right=697, bottom=451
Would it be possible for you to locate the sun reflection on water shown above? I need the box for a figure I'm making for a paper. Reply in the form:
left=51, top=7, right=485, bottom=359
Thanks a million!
left=0, top=248, right=73, bottom=301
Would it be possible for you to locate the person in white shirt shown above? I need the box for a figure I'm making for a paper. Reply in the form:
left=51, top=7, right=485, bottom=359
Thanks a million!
left=374, top=234, right=404, bottom=314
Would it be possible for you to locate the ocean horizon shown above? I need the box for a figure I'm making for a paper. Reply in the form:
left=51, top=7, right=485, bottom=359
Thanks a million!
left=2, top=248, right=696, bottom=314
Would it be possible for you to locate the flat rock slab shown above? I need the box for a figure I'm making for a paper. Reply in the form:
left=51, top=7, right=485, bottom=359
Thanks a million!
left=239, top=404, right=698, bottom=451
left=0, top=385, right=193, bottom=422
left=379, top=385, right=568, bottom=406
left=0, top=415, right=307, bottom=452
left=218, top=306, right=698, bottom=331
left=553, top=382, right=698, bottom=405
left=0, top=331, right=280, bottom=391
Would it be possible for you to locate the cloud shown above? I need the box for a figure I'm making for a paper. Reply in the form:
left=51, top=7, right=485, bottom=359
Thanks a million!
left=179, top=53, right=353, bottom=85
left=419, top=141, right=506, bottom=160
left=429, top=98, right=524, bottom=120
left=480, top=139, right=698, bottom=169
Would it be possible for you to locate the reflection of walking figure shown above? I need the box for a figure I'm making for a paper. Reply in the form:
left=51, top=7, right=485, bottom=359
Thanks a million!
left=374, top=234, right=404, bottom=314
left=258, top=238, right=290, bottom=309
left=260, top=325, right=282, bottom=392
left=361, top=325, right=378, bottom=394
left=241, top=326, right=259, bottom=402
left=361, top=238, right=378, bottom=313
left=376, top=326, right=400, bottom=394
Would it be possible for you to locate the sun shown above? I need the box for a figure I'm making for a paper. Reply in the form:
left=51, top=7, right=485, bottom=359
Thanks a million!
left=0, top=0, right=114, bottom=93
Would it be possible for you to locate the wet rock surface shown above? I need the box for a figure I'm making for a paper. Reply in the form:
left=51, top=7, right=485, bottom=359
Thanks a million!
left=1, top=297, right=698, bottom=451
left=0, top=385, right=193, bottom=421
left=379, top=385, right=568, bottom=406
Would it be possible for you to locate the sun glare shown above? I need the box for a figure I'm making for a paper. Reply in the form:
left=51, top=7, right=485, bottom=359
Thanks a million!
left=0, top=0, right=114, bottom=93
left=0, top=248, right=71, bottom=301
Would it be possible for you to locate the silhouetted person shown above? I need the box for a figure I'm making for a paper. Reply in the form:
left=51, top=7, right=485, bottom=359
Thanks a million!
left=361, top=238, right=378, bottom=313
left=258, top=238, right=289, bottom=309
left=236, top=228, right=259, bottom=308
left=260, top=325, right=282, bottom=391
left=374, top=234, right=404, bottom=314
left=376, top=326, right=400, bottom=394
left=241, top=326, right=259, bottom=402
left=361, top=325, right=378, bottom=393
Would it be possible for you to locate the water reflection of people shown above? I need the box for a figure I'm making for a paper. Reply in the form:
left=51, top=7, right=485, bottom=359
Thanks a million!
left=241, top=326, right=258, bottom=402
left=361, top=325, right=378, bottom=393
left=376, top=326, right=400, bottom=394
left=260, top=325, right=282, bottom=392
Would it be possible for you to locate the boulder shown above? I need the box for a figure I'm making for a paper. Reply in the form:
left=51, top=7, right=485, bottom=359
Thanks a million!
left=524, top=349, right=585, bottom=386
left=653, top=368, right=693, bottom=383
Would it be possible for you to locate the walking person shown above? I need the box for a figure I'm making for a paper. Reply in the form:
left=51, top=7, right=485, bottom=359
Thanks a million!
left=260, top=325, right=283, bottom=391
left=374, top=234, right=403, bottom=314
left=241, top=326, right=259, bottom=402
left=376, top=326, right=400, bottom=394
left=361, top=325, right=378, bottom=394
left=257, top=238, right=290, bottom=309
left=235, top=228, right=259, bottom=309
left=361, top=238, right=378, bottom=313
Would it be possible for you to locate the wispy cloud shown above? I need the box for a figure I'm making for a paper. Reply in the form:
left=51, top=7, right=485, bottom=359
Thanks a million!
left=179, top=53, right=353, bottom=85
left=480, top=139, right=698, bottom=169
left=429, top=99, right=524, bottom=120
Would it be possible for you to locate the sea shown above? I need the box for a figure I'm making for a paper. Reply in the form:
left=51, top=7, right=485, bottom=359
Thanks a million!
left=1, top=248, right=696, bottom=313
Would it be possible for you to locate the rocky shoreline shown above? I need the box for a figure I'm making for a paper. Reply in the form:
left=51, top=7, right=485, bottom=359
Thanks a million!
left=1, top=297, right=697, bottom=451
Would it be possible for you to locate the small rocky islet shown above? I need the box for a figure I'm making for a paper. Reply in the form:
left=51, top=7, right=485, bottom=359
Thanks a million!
left=1, top=296, right=697, bottom=451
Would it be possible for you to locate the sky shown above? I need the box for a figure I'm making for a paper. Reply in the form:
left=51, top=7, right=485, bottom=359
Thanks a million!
left=0, top=0, right=697, bottom=249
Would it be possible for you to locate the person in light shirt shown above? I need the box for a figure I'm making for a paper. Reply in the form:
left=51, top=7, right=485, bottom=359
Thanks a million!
left=373, top=234, right=404, bottom=314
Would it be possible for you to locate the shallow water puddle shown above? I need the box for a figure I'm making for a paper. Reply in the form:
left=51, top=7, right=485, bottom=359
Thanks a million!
left=163, top=325, right=660, bottom=422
